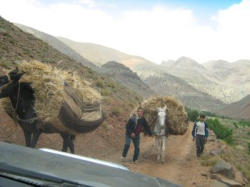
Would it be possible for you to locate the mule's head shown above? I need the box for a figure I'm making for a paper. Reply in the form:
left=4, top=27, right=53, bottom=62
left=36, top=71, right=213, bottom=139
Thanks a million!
left=8, top=67, right=24, bottom=82
left=0, top=68, right=24, bottom=88
left=0, top=68, right=25, bottom=99
left=157, top=105, right=168, bottom=127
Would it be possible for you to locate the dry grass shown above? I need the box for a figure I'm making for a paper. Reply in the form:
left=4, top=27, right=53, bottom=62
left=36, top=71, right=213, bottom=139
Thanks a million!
left=1, top=60, right=101, bottom=121
left=134, top=96, right=188, bottom=135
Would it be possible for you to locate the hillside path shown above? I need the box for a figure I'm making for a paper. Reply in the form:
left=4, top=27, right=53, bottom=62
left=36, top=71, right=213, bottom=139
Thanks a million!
left=103, top=124, right=213, bottom=187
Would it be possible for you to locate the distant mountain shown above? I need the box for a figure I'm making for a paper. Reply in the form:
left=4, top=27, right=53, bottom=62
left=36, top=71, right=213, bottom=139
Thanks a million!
left=217, top=95, right=250, bottom=120
left=203, top=59, right=250, bottom=103
left=144, top=73, right=225, bottom=111
left=15, top=23, right=98, bottom=70
left=161, top=57, right=250, bottom=104
left=56, top=39, right=227, bottom=110
left=161, top=57, right=220, bottom=98
left=58, top=37, right=154, bottom=70
left=102, top=61, right=154, bottom=98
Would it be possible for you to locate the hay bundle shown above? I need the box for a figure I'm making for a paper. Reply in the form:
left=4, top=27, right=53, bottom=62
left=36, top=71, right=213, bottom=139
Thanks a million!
left=138, top=97, right=188, bottom=135
left=1, top=60, right=101, bottom=122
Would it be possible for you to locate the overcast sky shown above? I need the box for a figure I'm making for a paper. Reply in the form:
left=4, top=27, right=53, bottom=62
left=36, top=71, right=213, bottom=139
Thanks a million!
left=0, top=0, right=249, bottom=64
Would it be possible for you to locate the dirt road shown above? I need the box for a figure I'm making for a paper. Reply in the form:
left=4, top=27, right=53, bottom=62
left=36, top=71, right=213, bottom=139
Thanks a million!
left=104, top=125, right=213, bottom=187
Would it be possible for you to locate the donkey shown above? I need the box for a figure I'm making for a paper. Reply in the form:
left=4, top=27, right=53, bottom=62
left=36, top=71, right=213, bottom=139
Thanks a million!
left=153, top=106, right=168, bottom=163
left=0, top=69, right=103, bottom=153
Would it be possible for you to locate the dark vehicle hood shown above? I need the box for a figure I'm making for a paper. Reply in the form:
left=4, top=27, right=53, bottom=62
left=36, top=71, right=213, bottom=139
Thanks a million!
left=0, top=142, right=181, bottom=187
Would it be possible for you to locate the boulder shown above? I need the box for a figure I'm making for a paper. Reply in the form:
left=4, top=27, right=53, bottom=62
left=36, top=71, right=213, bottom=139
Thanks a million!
left=211, top=160, right=235, bottom=179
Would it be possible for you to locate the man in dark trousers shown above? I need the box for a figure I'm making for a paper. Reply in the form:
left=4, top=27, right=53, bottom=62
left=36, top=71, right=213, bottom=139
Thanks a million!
left=192, top=114, right=209, bottom=157
left=121, top=107, right=152, bottom=163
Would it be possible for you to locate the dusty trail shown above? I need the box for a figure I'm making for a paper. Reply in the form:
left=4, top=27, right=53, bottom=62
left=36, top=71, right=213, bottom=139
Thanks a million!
left=104, top=124, right=213, bottom=187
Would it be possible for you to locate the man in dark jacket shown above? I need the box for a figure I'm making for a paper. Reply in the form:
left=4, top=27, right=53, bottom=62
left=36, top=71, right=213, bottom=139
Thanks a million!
left=192, top=114, right=209, bottom=157
left=121, top=107, right=152, bottom=163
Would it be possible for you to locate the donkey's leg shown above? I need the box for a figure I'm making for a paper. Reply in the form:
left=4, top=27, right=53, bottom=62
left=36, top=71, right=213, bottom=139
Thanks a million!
left=30, top=129, right=42, bottom=148
left=68, top=135, right=75, bottom=154
left=161, top=136, right=166, bottom=163
left=21, top=126, right=32, bottom=147
left=61, top=133, right=68, bottom=152
left=155, top=136, right=160, bottom=161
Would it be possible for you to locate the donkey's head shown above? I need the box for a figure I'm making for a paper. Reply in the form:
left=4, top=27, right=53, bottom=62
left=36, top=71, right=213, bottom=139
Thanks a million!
left=0, top=68, right=25, bottom=99
left=157, top=105, right=168, bottom=127
left=0, top=67, right=24, bottom=88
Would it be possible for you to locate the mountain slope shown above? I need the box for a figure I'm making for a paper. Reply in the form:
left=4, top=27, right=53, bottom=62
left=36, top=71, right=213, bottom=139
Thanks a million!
left=144, top=73, right=225, bottom=111
left=161, top=57, right=250, bottom=104
left=102, top=61, right=154, bottom=98
left=15, top=23, right=97, bottom=70
left=217, top=95, right=250, bottom=120
left=58, top=37, right=154, bottom=70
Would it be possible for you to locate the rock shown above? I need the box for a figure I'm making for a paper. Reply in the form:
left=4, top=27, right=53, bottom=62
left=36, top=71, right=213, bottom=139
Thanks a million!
left=209, top=149, right=222, bottom=156
left=209, top=136, right=217, bottom=142
left=216, top=175, right=242, bottom=187
left=243, top=178, right=248, bottom=184
left=211, top=160, right=235, bottom=179
left=211, top=181, right=229, bottom=187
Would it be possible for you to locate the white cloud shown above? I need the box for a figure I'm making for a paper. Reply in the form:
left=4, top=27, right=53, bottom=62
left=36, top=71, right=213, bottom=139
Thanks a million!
left=0, top=0, right=249, bottom=63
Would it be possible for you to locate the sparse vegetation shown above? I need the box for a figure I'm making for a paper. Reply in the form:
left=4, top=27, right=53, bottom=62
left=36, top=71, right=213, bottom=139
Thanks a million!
left=111, top=108, right=122, bottom=117
left=206, top=118, right=234, bottom=145
left=200, top=154, right=219, bottom=167
left=100, top=88, right=111, bottom=96
left=248, top=143, right=250, bottom=154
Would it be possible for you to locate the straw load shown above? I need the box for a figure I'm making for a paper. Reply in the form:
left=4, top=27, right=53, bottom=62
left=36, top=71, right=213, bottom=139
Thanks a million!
left=0, top=61, right=102, bottom=129
left=137, top=97, right=188, bottom=135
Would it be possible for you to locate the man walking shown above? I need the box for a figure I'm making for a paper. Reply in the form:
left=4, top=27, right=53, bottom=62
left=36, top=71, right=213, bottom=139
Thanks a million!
left=121, top=107, right=152, bottom=163
left=192, top=114, right=209, bottom=157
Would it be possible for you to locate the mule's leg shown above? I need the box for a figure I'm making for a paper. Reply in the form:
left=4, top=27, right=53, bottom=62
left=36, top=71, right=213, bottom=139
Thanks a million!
left=68, top=135, right=75, bottom=154
left=61, top=133, right=68, bottom=152
left=161, top=136, right=166, bottom=163
left=23, top=129, right=32, bottom=147
left=30, top=129, right=42, bottom=148
left=155, top=136, right=160, bottom=161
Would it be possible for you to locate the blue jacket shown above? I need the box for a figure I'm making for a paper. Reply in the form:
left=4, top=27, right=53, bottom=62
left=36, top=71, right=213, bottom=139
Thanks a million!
left=192, top=121, right=209, bottom=138
left=125, top=115, right=152, bottom=136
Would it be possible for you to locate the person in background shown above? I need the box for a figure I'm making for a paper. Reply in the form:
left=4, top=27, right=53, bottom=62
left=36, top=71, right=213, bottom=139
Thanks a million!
left=192, top=114, right=209, bottom=157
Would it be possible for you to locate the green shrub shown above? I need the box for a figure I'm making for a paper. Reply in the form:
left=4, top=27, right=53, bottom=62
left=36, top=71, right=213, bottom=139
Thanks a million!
left=95, top=79, right=105, bottom=88
left=238, top=120, right=250, bottom=127
left=106, top=81, right=116, bottom=88
left=186, top=108, right=199, bottom=122
left=101, top=89, right=111, bottom=96
left=206, top=118, right=234, bottom=145
left=233, top=122, right=239, bottom=128
left=248, top=143, right=250, bottom=154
